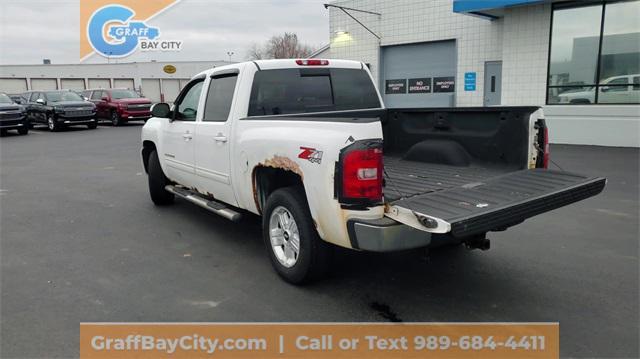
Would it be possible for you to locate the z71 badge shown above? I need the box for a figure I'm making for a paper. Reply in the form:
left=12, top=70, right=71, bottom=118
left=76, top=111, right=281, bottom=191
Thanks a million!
left=298, top=147, right=323, bottom=164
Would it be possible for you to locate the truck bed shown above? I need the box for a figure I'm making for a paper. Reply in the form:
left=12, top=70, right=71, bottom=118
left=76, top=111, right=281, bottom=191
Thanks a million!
left=383, top=156, right=606, bottom=238
left=383, top=156, right=510, bottom=202
left=380, top=107, right=604, bottom=237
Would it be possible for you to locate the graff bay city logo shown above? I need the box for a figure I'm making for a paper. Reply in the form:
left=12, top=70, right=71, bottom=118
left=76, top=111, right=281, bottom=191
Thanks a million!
left=80, top=0, right=182, bottom=61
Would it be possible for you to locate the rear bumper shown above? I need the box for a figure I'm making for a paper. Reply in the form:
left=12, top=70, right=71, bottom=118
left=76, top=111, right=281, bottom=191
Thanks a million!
left=346, top=217, right=432, bottom=252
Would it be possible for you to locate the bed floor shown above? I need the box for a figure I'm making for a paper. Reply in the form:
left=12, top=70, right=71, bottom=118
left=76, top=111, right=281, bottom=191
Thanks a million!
left=383, top=156, right=511, bottom=202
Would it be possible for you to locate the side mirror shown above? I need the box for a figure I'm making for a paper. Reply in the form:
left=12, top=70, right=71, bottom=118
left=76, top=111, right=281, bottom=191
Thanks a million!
left=36, top=98, right=46, bottom=105
left=151, top=103, right=171, bottom=118
left=83, top=96, right=90, bottom=101
left=101, top=96, right=109, bottom=101
left=14, top=99, right=22, bottom=104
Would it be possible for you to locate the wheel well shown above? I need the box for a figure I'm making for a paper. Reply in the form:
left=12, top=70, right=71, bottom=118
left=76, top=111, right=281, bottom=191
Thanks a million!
left=142, top=140, right=156, bottom=173
left=253, top=166, right=304, bottom=213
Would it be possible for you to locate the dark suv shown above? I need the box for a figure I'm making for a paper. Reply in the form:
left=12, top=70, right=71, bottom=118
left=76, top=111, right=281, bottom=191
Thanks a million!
left=84, top=88, right=152, bottom=126
left=24, top=90, right=97, bottom=132
left=0, top=92, right=29, bottom=135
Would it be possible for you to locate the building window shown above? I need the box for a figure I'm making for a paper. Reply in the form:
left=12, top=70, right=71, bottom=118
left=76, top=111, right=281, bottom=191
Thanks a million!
left=547, top=0, right=639, bottom=105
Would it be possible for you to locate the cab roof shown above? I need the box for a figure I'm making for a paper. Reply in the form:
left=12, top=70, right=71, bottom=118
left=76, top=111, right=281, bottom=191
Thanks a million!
left=194, top=59, right=365, bottom=79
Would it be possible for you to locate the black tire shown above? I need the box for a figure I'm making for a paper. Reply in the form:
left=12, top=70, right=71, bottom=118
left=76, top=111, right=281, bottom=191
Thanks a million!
left=147, top=150, right=174, bottom=205
left=262, top=187, right=331, bottom=284
left=17, top=126, right=28, bottom=135
left=47, top=113, right=60, bottom=132
left=111, top=111, right=122, bottom=126
left=87, top=121, right=98, bottom=129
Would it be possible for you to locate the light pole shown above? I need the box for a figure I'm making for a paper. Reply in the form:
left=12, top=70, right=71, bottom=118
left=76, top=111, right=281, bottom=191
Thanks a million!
left=226, top=51, right=234, bottom=62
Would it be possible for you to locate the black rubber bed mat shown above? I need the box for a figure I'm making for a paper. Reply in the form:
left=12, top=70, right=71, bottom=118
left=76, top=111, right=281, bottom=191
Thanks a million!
left=383, top=156, right=511, bottom=202
left=385, top=163, right=606, bottom=238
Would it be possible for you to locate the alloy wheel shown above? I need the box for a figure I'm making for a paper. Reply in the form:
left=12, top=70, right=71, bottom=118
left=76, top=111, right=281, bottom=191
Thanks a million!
left=269, top=206, right=300, bottom=268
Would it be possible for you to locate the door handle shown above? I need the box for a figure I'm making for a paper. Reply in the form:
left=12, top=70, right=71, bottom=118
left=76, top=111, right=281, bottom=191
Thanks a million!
left=182, top=131, right=193, bottom=141
left=213, top=133, right=227, bottom=143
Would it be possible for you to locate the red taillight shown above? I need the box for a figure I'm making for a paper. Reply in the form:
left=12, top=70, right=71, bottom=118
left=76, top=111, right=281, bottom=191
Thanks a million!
left=295, top=59, right=329, bottom=66
left=341, top=147, right=383, bottom=202
left=543, top=126, right=550, bottom=169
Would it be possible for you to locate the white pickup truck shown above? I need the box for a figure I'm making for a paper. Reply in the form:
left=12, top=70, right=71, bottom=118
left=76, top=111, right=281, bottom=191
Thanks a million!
left=141, top=59, right=605, bottom=284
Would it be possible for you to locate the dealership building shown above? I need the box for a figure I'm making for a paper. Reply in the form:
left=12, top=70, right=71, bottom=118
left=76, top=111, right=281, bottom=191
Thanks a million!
left=315, top=0, right=639, bottom=147
left=0, top=60, right=230, bottom=104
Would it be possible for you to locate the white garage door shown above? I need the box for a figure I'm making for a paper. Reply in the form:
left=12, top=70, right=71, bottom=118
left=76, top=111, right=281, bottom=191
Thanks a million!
left=141, top=79, right=161, bottom=103
left=31, top=78, right=58, bottom=90
left=113, top=78, right=134, bottom=89
left=88, top=78, right=111, bottom=89
left=381, top=40, right=457, bottom=108
left=179, top=79, right=191, bottom=89
left=60, top=78, right=85, bottom=90
left=0, top=78, right=28, bottom=93
left=162, top=79, right=180, bottom=103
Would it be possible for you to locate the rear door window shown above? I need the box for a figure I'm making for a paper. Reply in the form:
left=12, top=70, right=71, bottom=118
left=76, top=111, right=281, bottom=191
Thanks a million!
left=248, top=68, right=380, bottom=116
left=204, top=75, right=238, bottom=122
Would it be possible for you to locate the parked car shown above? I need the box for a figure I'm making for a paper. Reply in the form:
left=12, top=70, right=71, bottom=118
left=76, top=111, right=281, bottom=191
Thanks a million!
left=558, top=74, right=640, bottom=104
left=141, top=59, right=606, bottom=284
left=25, top=90, right=97, bottom=131
left=84, top=88, right=152, bottom=126
left=0, top=92, right=29, bottom=135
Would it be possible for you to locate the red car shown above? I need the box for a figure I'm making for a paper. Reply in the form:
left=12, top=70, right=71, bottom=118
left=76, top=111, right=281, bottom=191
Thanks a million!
left=83, top=88, right=152, bottom=126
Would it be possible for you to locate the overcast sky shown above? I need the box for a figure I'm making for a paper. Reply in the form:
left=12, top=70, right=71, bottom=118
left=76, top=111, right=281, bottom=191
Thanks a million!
left=0, top=0, right=330, bottom=65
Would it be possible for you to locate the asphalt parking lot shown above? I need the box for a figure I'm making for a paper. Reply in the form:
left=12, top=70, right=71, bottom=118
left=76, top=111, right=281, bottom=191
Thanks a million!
left=1, top=124, right=638, bottom=358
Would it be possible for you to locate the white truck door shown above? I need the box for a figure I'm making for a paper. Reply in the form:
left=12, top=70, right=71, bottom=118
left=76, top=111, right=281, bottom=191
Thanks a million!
left=161, top=79, right=203, bottom=186
left=194, top=71, right=239, bottom=206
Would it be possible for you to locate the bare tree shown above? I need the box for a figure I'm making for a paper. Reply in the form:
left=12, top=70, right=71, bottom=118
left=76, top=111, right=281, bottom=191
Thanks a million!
left=246, top=43, right=264, bottom=60
left=246, top=32, right=314, bottom=60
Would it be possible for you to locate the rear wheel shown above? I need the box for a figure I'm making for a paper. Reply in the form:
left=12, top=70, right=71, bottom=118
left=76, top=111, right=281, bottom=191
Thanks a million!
left=263, top=187, right=331, bottom=284
left=111, top=111, right=122, bottom=126
left=147, top=150, right=174, bottom=205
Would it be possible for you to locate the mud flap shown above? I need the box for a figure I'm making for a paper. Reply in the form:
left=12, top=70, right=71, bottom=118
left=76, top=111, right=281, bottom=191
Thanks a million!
left=384, top=169, right=606, bottom=238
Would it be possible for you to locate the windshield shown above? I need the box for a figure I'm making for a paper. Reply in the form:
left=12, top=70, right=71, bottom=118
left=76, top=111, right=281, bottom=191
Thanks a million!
left=111, top=89, right=140, bottom=99
left=45, top=91, right=83, bottom=102
left=0, top=93, right=13, bottom=104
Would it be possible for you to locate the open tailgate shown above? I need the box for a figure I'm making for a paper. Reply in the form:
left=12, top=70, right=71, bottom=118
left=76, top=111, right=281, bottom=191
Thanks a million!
left=385, top=169, right=606, bottom=238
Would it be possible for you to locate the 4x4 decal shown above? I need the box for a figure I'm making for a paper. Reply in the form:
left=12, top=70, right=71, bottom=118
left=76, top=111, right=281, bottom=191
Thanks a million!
left=298, top=147, right=323, bottom=164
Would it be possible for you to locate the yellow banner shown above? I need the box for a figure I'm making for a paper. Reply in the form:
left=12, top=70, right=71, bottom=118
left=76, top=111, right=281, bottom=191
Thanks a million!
left=80, top=322, right=558, bottom=358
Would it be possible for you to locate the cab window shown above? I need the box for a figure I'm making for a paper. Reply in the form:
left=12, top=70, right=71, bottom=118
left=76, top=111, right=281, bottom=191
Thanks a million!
left=605, top=77, right=628, bottom=92
left=203, top=75, right=238, bottom=122
left=175, top=80, right=204, bottom=121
